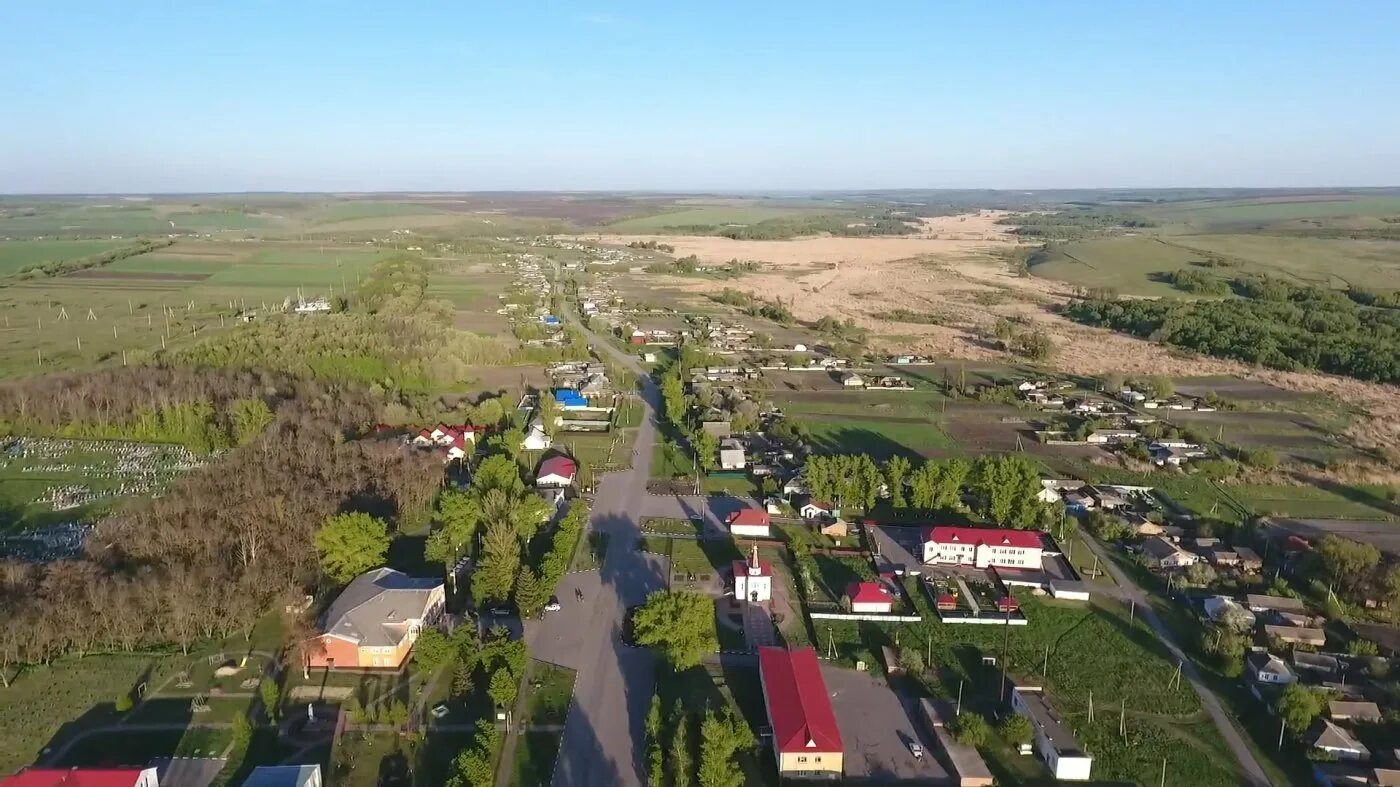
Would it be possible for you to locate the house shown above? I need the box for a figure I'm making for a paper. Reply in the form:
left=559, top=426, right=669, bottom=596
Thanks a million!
left=0, top=771, right=161, bottom=787
left=1329, top=701, right=1382, bottom=723
left=1011, top=684, right=1093, bottom=781
left=536, top=455, right=578, bottom=488
left=819, top=520, right=849, bottom=539
left=1206, top=547, right=1241, bottom=567
left=1264, top=625, right=1326, bottom=648
left=733, top=545, right=774, bottom=603
left=522, top=419, right=552, bottom=451
left=1312, top=764, right=1378, bottom=787
left=782, top=475, right=809, bottom=496
left=1305, top=718, right=1370, bottom=762
left=1246, top=594, right=1306, bottom=615
left=1085, top=429, right=1138, bottom=445
left=845, top=581, right=895, bottom=614
left=551, top=388, right=588, bottom=409
left=839, top=372, right=864, bottom=388
left=1293, top=651, right=1343, bottom=681
left=1203, top=596, right=1255, bottom=628
left=700, top=420, right=732, bottom=438
left=922, top=527, right=1043, bottom=569
left=757, top=647, right=844, bottom=780
left=799, top=499, right=836, bottom=522
left=1245, top=651, right=1296, bottom=685
left=1141, top=536, right=1199, bottom=569
left=304, top=568, right=446, bottom=670
left=1233, top=546, right=1263, bottom=572
left=240, top=765, right=323, bottom=787
left=1086, top=486, right=1130, bottom=510
left=719, top=438, right=747, bottom=470
left=918, top=699, right=995, bottom=786
left=727, top=509, right=772, bottom=539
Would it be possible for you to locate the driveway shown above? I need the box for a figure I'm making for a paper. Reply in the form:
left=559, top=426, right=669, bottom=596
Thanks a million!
left=821, top=665, right=948, bottom=785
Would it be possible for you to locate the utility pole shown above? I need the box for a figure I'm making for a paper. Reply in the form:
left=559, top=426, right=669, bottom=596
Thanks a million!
left=1088, top=690, right=1093, bottom=723
left=956, top=680, right=964, bottom=715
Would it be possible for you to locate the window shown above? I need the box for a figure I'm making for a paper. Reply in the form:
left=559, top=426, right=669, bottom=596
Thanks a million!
left=797, top=756, right=807, bottom=763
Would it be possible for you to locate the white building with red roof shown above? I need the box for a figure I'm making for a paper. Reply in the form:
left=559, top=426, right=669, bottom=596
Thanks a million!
left=733, top=545, right=773, bottom=603
left=922, top=526, right=1044, bottom=569
left=758, top=646, right=844, bottom=780
left=536, top=455, right=578, bottom=488
left=844, top=581, right=896, bottom=613
left=726, top=508, right=771, bottom=538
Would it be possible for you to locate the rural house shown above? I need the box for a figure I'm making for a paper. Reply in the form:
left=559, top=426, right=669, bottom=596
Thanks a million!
left=727, top=508, right=772, bottom=538
left=799, top=499, right=836, bottom=522
left=839, top=371, right=864, bottom=387
left=757, top=646, right=844, bottom=780
left=522, top=419, right=552, bottom=451
left=844, top=581, right=895, bottom=614
left=1246, top=594, right=1307, bottom=615
left=921, top=526, right=1043, bottom=569
left=536, top=455, right=578, bottom=488
left=305, top=568, right=445, bottom=671
left=1245, top=651, right=1296, bottom=685
left=1329, top=701, right=1382, bottom=723
left=1304, top=718, right=1370, bottom=761
left=1264, top=625, right=1326, bottom=648
left=1141, top=536, right=1200, bottom=569
left=733, top=545, right=774, bottom=603
left=240, top=765, right=324, bottom=787
left=1010, top=684, right=1094, bottom=781
left=719, top=437, right=747, bottom=470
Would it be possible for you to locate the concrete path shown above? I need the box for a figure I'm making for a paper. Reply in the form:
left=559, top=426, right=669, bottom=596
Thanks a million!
left=1079, top=534, right=1273, bottom=787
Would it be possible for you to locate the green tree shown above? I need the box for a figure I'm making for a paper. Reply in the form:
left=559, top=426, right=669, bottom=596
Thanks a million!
left=514, top=568, right=548, bottom=619
left=999, top=713, right=1033, bottom=747
left=489, top=666, right=518, bottom=709
left=1148, top=374, right=1175, bottom=399
left=314, top=512, right=391, bottom=584
left=258, top=678, right=281, bottom=722
left=229, top=397, right=274, bottom=444
left=1316, top=535, right=1380, bottom=596
left=451, top=662, right=475, bottom=698
left=426, top=488, right=483, bottom=568
left=646, top=695, right=665, bottom=787
left=475, top=396, right=506, bottom=427
left=670, top=701, right=694, bottom=787
left=114, top=692, right=133, bottom=713
left=662, top=372, right=687, bottom=428
left=538, top=391, right=561, bottom=437
left=698, top=708, right=754, bottom=787
left=414, top=628, right=454, bottom=674
left=473, top=520, right=521, bottom=604
left=883, top=455, right=911, bottom=510
left=1276, top=683, right=1324, bottom=735
left=633, top=590, right=717, bottom=669
left=951, top=713, right=990, bottom=747
left=694, top=429, right=718, bottom=472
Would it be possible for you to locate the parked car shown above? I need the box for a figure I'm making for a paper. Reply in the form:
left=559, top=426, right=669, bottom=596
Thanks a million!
left=430, top=704, right=450, bottom=719
left=909, top=742, right=923, bottom=759
left=544, top=597, right=562, bottom=612
left=488, top=605, right=512, bottom=616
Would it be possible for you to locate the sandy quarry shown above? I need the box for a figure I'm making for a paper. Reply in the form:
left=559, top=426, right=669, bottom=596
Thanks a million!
left=591, top=211, right=1400, bottom=466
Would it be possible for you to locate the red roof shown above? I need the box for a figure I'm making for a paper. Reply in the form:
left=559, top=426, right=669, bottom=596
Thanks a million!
left=732, top=559, right=774, bottom=578
left=727, top=509, right=771, bottom=528
left=538, top=456, right=578, bottom=480
left=1, top=770, right=150, bottom=787
left=757, top=647, right=843, bottom=755
left=416, top=428, right=433, bottom=439
left=923, top=526, right=1043, bottom=550
left=996, top=596, right=1020, bottom=611
left=845, top=581, right=894, bottom=606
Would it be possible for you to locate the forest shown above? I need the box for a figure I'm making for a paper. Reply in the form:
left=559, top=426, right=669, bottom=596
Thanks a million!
left=1066, top=275, right=1400, bottom=383
left=0, top=368, right=442, bottom=674
left=998, top=209, right=1155, bottom=239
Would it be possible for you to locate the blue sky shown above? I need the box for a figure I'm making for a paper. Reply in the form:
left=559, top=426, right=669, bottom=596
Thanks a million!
left=2, top=1, right=1397, bottom=192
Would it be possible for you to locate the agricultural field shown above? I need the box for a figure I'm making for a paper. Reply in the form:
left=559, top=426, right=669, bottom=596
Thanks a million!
left=1138, top=194, right=1400, bottom=228
left=797, top=413, right=954, bottom=460
left=1027, top=237, right=1214, bottom=297
left=0, top=239, right=140, bottom=274
left=1226, top=483, right=1397, bottom=521
left=605, top=205, right=829, bottom=233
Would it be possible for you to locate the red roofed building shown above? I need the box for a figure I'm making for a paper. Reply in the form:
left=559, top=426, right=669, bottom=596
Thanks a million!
left=536, top=455, right=578, bottom=488
left=757, top=646, right=844, bottom=780
left=922, top=526, right=1044, bottom=569
left=726, top=508, right=772, bottom=538
left=844, top=581, right=895, bottom=613
left=0, top=769, right=160, bottom=787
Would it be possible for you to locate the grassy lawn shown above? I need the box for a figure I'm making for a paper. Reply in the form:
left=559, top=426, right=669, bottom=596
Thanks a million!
left=651, top=438, right=698, bottom=480
left=703, top=473, right=758, bottom=496
left=640, top=517, right=703, bottom=536
left=55, top=727, right=233, bottom=767
left=653, top=663, right=774, bottom=786
left=329, top=731, right=413, bottom=787
left=795, top=415, right=953, bottom=460
left=523, top=662, right=576, bottom=727
left=0, top=239, right=138, bottom=274
left=810, top=554, right=875, bottom=603
left=1226, top=482, right=1397, bottom=520
left=571, top=531, right=609, bottom=572
left=511, top=731, right=564, bottom=787
left=613, top=396, right=644, bottom=428
left=640, top=535, right=741, bottom=585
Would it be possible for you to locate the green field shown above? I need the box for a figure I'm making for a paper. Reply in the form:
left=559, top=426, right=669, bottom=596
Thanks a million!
left=0, top=240, right=138, bottom=274
left=1028, top=237, right=1213, bottom=297
left=796, top=414, right=954, bottom=459
left=607, top=205, right=826, bottom=232
left=1141, top=195, right=1400, bottom=226
left=1226, top=483, right=1397, bottom=520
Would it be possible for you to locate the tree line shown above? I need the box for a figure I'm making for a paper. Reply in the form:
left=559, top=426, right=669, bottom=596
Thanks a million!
left=15, top=238, right=175, bottom=279
left=1066, top=274, right=1400, bottom=383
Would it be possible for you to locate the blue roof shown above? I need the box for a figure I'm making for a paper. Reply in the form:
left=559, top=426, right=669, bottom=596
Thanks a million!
left=552, top=388, right=586, bottom=405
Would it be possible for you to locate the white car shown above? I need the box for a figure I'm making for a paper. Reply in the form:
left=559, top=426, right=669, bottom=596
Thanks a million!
left=430, top=704, right=450, bottom=719
left=544, top=598, right=562, bottom=612
left=909, top=742, right=923, bottom=759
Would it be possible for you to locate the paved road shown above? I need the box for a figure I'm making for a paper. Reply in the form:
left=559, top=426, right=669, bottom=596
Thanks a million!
left=1079, top=534, right=1273, bottom=787
left=548, top=307, right=669, bottom=787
